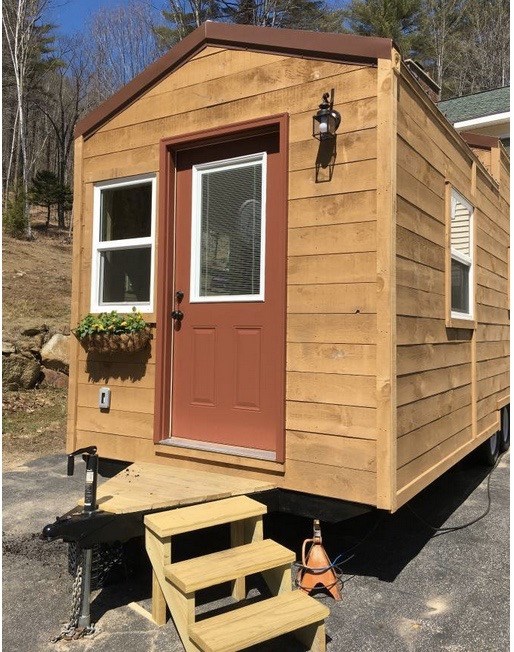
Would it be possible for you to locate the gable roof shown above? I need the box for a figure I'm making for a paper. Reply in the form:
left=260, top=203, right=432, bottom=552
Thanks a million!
left=75, top=21, right=392, bottom=139
left=438, top=87, right=510, bottom=124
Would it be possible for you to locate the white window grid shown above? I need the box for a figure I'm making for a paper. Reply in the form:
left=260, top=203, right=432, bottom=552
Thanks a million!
left=90, top=173, right=157, bottom=313
left=450, top=188, right=474, bottom=321
left=190, top=152, right=267, bottom=303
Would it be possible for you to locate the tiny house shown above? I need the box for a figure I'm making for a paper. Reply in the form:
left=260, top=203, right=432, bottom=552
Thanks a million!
left=69, top=22, right=509, bottom=514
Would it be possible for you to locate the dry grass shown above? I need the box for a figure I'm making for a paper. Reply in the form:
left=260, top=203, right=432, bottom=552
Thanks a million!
left=2, top=222, right=72, bottom=340
left=3, top=217, right=72, bottom=468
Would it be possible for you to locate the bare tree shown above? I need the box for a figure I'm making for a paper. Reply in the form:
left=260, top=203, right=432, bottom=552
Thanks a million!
left=86, top=0, right=161, bottom=102
left=2, top=0, right=53, bottom=237
left=456, top=0, right=509, bottom=94
left=419, top=0, right=469, bottom=94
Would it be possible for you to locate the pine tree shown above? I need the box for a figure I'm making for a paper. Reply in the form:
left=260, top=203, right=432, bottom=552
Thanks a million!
left=344, top=0, right=422, bottom=55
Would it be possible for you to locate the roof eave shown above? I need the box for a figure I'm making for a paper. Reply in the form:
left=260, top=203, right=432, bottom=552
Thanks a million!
left=75, top=21, right=392, bottom=139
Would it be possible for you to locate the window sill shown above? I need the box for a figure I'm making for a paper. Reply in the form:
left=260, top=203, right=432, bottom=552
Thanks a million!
left=446, top=316, right=476, bottom=330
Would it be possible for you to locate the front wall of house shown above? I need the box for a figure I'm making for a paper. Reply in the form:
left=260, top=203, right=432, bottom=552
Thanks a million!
left=395, top=70, right=510, bottom=507
left=69, top=47, right=381, bottom=506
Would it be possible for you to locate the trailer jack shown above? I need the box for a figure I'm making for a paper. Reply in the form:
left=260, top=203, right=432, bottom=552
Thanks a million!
left=44, top=447, right=99, bottom=642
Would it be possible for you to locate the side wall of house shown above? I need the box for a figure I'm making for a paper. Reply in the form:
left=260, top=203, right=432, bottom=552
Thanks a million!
left=68, top=48, right=381, bottom=506
left=395, top=68, right=510, bottom=507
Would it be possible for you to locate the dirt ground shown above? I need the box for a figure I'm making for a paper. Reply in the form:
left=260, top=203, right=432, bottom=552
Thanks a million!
left=2, top=388, right=68, bottom=469
left=2, top=222, right=72, bottom=341
left=3, top=219, right=72, bottom=468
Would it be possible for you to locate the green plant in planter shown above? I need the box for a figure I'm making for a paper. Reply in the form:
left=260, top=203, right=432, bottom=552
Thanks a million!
left=73, top=307, right=148, bottom=339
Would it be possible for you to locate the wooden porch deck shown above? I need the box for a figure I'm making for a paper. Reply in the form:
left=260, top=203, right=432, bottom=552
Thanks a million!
left=93, top=462, right=276, bottom=514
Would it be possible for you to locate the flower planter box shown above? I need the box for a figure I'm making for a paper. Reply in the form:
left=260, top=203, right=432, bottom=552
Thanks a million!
left=79, top=329, right=152, bottom=355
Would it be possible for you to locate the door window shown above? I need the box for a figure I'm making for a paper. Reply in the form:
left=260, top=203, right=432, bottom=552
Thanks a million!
left=190, top=153, right=266, bottom=302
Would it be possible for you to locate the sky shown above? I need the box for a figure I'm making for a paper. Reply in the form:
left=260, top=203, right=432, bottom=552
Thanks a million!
left=47, top=0, right=165, bottom=35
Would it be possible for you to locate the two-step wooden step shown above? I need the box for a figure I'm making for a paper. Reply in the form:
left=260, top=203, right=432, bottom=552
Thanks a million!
left=145, top=496, right=329, bottom=651
left=190, top=590, right=330, bottom=652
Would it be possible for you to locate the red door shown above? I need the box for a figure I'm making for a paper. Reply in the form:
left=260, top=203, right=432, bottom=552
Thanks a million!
left=171, top=132, right=285, bottom=457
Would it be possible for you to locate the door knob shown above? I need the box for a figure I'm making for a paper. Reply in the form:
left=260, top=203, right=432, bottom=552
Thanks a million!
left=171, top=310, right=184, bottom=321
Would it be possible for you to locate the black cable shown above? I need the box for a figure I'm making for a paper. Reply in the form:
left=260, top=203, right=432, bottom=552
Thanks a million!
left=406, top=451, right=504, bottom=536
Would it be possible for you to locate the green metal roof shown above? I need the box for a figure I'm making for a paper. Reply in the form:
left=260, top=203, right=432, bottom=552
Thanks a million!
left=438, top=87, right=510, bottom=123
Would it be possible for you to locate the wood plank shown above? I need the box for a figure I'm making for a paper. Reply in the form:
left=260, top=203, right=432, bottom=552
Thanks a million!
left=67, top=136, right=84, bottom=452
left=101, top=58, right=376, bottom=132
left=397, top=167, right=444, bottom=223
left=397, top=342, right=470, bottom=375
left=397, top=285, right=445, bottom=319
left=397, top=135, right=445, bottom=201
left=397, top=195, right=445, bottom=245
left=397, top=225, right=445, bottom=272
left=476, top=340, right=509, bottom=362
left=287, top=342, right=375, bottom=375
left=477, top=357, right=509, bottom=382
left=477, top=285, right=507, bottom=309
left=288, top=283, right=376, bottom=314
left=287, top=313, right=377, bottom=345
left=397, top=384, right=471, bottom=436
left=78, top=359, right=156, bottom=388
left=395, top=417, right=498, bottom=508
left=397, top=426, right=472, bottom=490
left=284, top=458, right=376, bottom=504
left=165, top=539, right=294, bottom=593
left=83, top=144, right=158, bottom=182
left=289, top=127, right=377, bottom=170
left=77, top=383, right=155, bottom=413
left=397, top=364, right=471, bottom=406
left=190, top=591, right=329, bottom=652
left=287, top=190, right=376, bottom=229
left=476, top=324, right=509, bottom=342
left=397, top=403, right=472, bottom=467
left=288, top=221, right=376, bottom=256
left=397, top=316, right=472, bottom=346
left=286, top=371, right=376, bottom=407
left=289, top=159, right=377, bottom=200
left=286, top=401, right=376, bottom=439
left=396, top=257, right=445, bottom=295
left=288, top=252, right=376, bottom=285
left=286, top=430, right=376, bottom=472
left=145, top=496, right=267, bottom=537
left=375, top=52, right=399, bottom=511
left=478, top=373, right=510, bottom=401
left=76, top=406, right=154, bottom=439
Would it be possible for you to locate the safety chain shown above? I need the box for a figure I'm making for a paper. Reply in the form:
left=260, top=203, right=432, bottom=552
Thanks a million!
left=51, top=548, right=96, bottom=643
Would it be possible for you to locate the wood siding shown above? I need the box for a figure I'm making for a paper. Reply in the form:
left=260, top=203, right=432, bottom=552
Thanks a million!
left=70, top=47, right=380, bottom=507
left=395, top=68, right=510, bottom=507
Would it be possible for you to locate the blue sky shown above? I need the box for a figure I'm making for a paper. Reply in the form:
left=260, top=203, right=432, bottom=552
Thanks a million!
left=47, top=0, right=165, bottom=35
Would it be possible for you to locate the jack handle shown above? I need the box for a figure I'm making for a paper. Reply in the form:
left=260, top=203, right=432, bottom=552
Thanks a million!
left=67, top=446, right=98, bottom=476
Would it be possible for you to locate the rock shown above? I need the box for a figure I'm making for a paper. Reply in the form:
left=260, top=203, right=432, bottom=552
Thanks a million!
left=15, top=336, right=43, bottom=358
left=20, top=325, right=48, bottom=337
left=2, top=354, right=41, bottom=390
left=40, top=367, right=69, bottom=389
left=2, top=341, right=16, bottom=355
left=40, top=334, right=70, bottom=374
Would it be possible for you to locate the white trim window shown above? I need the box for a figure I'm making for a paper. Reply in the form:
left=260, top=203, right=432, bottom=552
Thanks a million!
left=190, top=152, right=267, bottom=303
left=450, top=189, right=474, bottom=320
left=91, top=174, right=156, bottom=313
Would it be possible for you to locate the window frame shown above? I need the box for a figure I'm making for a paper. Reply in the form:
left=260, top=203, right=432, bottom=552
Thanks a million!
left=446, top=185, right=475, bottom=327
left=90, top=173, right=156, bottom=314
left=189, top=152, right=267, bottom=303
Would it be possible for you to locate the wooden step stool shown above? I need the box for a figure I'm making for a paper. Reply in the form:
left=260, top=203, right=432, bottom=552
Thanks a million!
left=144, top=496, right=329, bottom=652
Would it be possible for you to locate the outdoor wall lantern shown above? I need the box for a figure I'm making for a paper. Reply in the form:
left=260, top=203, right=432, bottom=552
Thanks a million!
left=312, top=89, right=341, bottom=140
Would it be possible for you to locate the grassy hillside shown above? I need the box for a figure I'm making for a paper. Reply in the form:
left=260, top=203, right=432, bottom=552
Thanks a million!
left=3, top=230, right=72, bottom=340
left=3, top=221, right=72, bottom=468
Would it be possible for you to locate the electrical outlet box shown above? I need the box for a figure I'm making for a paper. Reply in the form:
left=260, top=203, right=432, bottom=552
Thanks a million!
left=99, top=387, right=111, bottom=410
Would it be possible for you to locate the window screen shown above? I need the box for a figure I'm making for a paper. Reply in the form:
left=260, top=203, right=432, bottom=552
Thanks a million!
left=192, top=155, right=265, bottom=301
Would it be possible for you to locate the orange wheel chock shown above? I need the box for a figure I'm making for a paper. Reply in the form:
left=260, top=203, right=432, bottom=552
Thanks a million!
left=297, top=519, right=342, bottom=601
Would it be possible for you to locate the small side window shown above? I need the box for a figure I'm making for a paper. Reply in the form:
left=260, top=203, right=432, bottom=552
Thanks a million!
left=449, top=188, right=474, bottom=321
left=91, top=175, right=156, bottom=313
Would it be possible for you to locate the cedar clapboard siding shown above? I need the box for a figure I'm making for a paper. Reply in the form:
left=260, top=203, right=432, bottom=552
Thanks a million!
left=71, top=46, right=380, bottom=506
left=394, top=67, right=509, bottom=507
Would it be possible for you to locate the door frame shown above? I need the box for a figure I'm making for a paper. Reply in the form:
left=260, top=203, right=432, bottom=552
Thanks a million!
left=154, top=113, right=289, bottom=463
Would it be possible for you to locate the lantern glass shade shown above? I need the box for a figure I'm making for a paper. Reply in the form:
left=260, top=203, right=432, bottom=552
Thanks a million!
left=313, top=111, right=339, bottom=140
